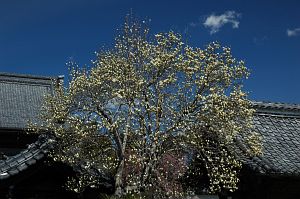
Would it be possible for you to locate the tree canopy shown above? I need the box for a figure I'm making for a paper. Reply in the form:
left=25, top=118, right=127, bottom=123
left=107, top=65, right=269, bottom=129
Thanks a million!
left=30, top=17, right=261, bottom=198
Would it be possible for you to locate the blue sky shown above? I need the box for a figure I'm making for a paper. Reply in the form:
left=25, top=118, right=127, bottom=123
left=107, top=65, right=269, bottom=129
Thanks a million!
left=0, top=0, right=299, bottom=103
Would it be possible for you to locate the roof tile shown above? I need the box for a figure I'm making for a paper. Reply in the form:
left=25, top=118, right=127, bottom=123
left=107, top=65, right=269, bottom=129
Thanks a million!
left=242, top=103, right=300, bottom=176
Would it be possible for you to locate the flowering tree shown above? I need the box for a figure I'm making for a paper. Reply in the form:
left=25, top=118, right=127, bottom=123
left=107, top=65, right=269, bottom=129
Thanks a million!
left=31, top=17, right=261, bottom=198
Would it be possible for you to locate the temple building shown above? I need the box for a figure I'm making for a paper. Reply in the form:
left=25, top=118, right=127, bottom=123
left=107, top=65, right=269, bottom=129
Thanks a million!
left=0, top=72, right=299, bottom=199
left=0, top=73, right=75, bottom=198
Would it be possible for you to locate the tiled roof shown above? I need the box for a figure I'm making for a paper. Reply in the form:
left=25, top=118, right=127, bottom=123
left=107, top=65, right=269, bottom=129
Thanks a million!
left=242, top=101, right=300, bottom=176
left=0, top=136, right=49, bottom=180
left=0, top=72, right=57, bottom=129
left=0, top=72, right=61, bottom=180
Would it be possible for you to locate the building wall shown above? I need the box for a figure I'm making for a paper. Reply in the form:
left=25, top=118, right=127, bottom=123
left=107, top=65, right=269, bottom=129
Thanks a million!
left=232, top=173, right=300, bottom=199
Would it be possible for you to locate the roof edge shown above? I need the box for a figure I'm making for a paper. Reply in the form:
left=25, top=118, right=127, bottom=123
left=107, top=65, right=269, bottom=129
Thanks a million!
left=0, top=72, right=63, bottom=81
left=251, top=101, right=300, bottom=117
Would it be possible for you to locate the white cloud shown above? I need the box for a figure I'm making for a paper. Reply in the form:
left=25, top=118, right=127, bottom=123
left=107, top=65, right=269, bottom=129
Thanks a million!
left=287, top=28, right=300, bottom=37
left=203, top=11, right=241, bottom=34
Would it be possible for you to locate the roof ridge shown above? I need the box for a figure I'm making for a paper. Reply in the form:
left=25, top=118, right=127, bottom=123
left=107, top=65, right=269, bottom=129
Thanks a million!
left=251, top=101, right=300, bottom=117
left=0, top=72, right=63, bottom=80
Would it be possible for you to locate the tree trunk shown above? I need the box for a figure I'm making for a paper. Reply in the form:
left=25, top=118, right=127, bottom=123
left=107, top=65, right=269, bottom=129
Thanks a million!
left=114, top=104, right=131, bottom=197
left=114, top=159, right=124, bottom=197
